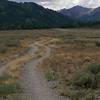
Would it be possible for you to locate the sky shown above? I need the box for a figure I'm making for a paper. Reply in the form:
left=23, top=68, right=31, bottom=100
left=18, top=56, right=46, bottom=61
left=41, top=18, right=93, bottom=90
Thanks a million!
left=9, top=0, right=100, bottom=10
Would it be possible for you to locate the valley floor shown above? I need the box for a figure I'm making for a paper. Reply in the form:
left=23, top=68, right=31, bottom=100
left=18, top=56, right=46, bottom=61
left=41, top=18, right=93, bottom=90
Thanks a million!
left=0, top=29, right=100, bottom=100
left=20, top=43, right=67, bottom=100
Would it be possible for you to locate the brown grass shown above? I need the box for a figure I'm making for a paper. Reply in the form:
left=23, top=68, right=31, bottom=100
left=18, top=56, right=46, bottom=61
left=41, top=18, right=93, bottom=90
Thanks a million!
left=1, top=29, right=100, bottom=99
left=38, top=29, right=100, bottom=100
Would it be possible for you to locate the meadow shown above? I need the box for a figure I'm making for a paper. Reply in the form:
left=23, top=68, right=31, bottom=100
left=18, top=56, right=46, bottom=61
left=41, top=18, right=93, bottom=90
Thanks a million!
left=0, top=29, right=100, bottom=100
left=38, top=29, right=100, bottom=100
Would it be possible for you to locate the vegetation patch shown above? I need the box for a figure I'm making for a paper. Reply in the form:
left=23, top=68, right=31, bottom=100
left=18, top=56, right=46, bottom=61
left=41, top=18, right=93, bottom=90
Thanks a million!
left=40, top=35, right=100, bottom=100
left=0, top=74, right=12, bottom=82
left=73, top=63, right=100, bottom=89
left=95, top=41, right=100, bottom=47
left=0, top=83, right=21, bottom=95
left=45, top=71, right=55, bottom=81
left=0, top=29, right=100, bottom=99
left=0, top=46, right=8, bottom=53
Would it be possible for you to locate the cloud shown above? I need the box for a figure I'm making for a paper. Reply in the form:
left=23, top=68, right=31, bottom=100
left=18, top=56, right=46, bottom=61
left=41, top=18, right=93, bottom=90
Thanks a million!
left=78, top=0, right=100, bottom=9
left=9, top=0, right=100, bottom=10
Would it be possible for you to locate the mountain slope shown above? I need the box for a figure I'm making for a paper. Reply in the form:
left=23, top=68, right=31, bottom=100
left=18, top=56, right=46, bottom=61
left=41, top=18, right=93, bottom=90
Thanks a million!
left=59, top=6, right=92, bottom=19
left=59, top=5, right=100, bottom=22
left=0, top=0, right=72, bottom=29
left=80, top=7, right=100, bottom=22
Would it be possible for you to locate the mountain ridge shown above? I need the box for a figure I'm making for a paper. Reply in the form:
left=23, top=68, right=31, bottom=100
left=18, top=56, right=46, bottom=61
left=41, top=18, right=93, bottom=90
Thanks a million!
left=0, top=0, right=73, bottom=29
left=0, top=0, right=100, bottom=29
left=59, top=5, right=100, bottom=22
left=59, top=5, right=93, bottom=19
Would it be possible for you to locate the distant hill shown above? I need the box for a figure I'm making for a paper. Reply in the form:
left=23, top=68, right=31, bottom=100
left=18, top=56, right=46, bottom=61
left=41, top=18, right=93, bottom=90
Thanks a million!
left=80, top=7, right=100, bottom=22
left=59, top=6, right=92, bottom=19
left=1, top=0, right=100, bottom=29
left=0, top=0, right=73, bottom=29
left=59, top=5, right=100, bottom=27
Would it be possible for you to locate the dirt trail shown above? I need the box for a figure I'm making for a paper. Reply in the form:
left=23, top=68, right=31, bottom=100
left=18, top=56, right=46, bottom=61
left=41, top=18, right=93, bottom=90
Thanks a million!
left=21, top=43, right=67, bottom=100
left=0, top=64, right=7, bottom=76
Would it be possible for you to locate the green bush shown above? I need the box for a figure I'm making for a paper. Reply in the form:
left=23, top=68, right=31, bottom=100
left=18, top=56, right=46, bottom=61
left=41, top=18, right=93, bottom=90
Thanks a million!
left=74, top=72, right=94, bottom=88
left=95, top=42, right=100, bottom=47
left=0, top=46, right=8, bottom=53
left=0, top=84, right=21, bottom=95
left=5, top=40, right=20, bottom=47
left=73, top=63, right=100, bottom=89
left=45, top=71, right=55, bottom=81
left=0, top=74, right=12, bottom=81
left=87, top=63, right=100, bottom=74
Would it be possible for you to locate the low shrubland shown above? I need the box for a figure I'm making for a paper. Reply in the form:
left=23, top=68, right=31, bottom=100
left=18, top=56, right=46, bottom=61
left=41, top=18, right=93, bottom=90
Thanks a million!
left=40, top=38, right=100, bottom=100
left=0, top=29, right=100, bottom=100
left=0, top=74, right=21, bottom=99
left=73, top=63, right=100, bottom=89
left=0, top=83, right=21, bottom=95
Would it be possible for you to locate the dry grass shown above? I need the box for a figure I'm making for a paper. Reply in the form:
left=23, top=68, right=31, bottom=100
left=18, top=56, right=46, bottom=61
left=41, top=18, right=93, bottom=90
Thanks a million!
left=0, top=29, right=100, bottom=99
left=40, top=44, right=100, bottom=99
left=38, top=29, right=100, bottom=100
left=0, top=30, right=41, bottom=99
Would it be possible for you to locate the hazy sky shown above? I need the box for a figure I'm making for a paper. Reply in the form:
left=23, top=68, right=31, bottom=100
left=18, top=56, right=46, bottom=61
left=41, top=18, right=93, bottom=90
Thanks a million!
left=9, top=0, right=100, bottom=10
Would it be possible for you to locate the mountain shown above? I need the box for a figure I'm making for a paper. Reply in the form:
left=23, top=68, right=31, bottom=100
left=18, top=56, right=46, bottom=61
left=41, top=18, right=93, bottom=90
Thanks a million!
left=80, top=7, right=100, bottom=22
left=0, top=0, right=72, bottom=29
left=59, top=5, right=100, bottom=27
left=59, top=6, right=92, bottom=19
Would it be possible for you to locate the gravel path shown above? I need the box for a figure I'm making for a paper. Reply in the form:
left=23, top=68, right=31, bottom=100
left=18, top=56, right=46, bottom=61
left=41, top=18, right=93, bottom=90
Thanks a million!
left=0, top=64, right=7, bottom=76
left=21, top=44, right=67, bottom=100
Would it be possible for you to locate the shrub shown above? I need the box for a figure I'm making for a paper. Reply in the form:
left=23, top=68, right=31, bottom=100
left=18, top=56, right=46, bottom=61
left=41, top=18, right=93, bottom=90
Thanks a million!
left=5, top=40, right=20, bottom=47
left=73, top=63, right=100, bottom=89
left=0, top=84, right=21, bottom=95
left=0, top=46, right=8, bottom=53
left=45, top=71, right=55, bottom=81
left=96, top=72, right=100, bottom=88
left=74, top=72, right=94, bottom=88
left=87, top=63, right=100, bottom=74
left=95, top=42, right=100, bottom=47
left=0, top=74, right=12, bottom=82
